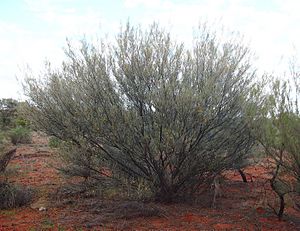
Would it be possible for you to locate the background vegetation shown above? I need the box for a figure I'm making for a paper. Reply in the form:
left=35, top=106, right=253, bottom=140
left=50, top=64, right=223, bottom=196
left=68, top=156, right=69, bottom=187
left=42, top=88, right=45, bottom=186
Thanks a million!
left=0, top=98, right=33, bottom=209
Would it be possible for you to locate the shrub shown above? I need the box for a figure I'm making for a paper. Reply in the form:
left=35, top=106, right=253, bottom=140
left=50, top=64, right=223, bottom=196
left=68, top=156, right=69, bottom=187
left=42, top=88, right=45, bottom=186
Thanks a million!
left=0, top=182, right=34, bottom=209
left=9, top=126, right=31, bottom=145
left=24, top=22, right=256, bottom=202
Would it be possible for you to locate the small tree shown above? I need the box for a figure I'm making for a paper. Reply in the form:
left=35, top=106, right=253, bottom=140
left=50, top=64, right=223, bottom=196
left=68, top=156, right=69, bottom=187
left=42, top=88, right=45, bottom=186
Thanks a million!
left=24, top=23, right=256, bottom=202
left=254, top=66, right=300, bottom=219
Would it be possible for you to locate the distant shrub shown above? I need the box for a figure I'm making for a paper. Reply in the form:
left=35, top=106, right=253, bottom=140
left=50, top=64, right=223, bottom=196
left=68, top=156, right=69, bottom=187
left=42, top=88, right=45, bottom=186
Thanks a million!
left=0, top=182, right=34, bottom=209
left=15, top=118, right=30, bottom=128
left=9, top=126, right=31, bottom=145
left=0, top=98, right=18, bottom=130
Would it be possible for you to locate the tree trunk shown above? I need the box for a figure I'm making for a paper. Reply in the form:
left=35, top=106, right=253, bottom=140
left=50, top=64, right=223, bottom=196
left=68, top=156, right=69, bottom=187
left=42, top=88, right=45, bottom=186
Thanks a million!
left=278, top=195, right=285, bottom=220
left=155, top=191, right=173, bottom=203
left=238, top=169, right=248, bottom=183
left=154, top=184, right=175, bottom=203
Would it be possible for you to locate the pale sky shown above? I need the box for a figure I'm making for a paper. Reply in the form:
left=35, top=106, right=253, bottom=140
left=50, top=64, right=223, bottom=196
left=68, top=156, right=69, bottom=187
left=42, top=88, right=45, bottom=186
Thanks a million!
left=0, top=0, right=299, bottom=99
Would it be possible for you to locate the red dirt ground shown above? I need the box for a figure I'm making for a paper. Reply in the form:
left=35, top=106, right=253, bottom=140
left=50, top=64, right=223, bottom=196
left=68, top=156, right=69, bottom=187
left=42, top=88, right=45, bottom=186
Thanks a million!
left=1, top=132, right=300, bottom=230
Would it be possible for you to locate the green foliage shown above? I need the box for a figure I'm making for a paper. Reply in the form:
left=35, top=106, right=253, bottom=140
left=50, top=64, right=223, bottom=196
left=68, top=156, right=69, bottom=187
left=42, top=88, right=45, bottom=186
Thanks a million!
left=48, top=136, right=62, bottom=148
left=24, top=22, right=256, bottom=202
left=15, top=118, right=29, bottom=127
left=9, top=126, right=32, bottom=145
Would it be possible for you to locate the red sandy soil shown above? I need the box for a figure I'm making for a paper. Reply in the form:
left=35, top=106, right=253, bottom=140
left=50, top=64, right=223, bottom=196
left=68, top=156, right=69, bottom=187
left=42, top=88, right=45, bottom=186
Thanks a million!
left=1, top=132, right=300, bottom=230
